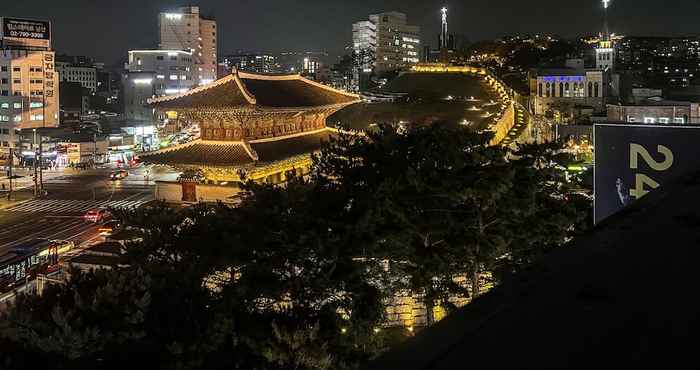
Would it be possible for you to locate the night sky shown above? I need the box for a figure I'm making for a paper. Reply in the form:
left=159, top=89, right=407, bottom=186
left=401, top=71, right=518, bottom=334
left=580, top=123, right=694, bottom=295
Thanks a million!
left=2, top=0, right=699, bottom=65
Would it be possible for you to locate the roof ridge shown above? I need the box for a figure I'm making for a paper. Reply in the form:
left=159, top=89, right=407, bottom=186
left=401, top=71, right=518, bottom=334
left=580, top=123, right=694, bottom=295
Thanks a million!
left=147, top=73, right=257, bottom=105
left=238, top=70, right=360, bottom=100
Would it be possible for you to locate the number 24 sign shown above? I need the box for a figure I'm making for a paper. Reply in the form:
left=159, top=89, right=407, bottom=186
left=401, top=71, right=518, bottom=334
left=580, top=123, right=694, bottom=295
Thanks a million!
left=629, top=144, right=674, bottom=199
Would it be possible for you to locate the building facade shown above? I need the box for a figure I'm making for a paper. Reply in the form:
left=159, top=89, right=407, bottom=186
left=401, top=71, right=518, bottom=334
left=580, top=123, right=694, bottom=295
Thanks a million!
left=607, top=98, right=700, bottom=124
left=352, top=12, right=421, bottom=74
left=158, top=6, right=217, bottom=85
left=123, top=50, right=195, bottom=122
left=1, top=17, right=59, bottom=150
left=529, top=69, right=606, bottom=116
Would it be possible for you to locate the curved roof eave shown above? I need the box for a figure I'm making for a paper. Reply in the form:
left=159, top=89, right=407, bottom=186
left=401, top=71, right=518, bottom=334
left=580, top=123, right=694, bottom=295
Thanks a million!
left=147, top=72, right=257, bottom=106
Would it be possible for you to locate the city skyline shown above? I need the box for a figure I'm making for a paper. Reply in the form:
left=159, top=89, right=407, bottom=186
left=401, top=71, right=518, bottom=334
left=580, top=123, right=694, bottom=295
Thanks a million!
left=3, top=0, right=700, bottom=65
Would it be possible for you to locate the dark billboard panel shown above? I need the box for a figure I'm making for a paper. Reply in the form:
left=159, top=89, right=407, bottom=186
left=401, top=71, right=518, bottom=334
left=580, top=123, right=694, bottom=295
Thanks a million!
left=0, top=17, right=51, bottom=49
left=594, top=123, right=700, bottom=224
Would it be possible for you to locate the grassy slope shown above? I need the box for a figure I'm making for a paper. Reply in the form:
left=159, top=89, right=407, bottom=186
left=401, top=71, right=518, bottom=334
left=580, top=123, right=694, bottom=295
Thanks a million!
left=330, top=73, right=502, bottom=131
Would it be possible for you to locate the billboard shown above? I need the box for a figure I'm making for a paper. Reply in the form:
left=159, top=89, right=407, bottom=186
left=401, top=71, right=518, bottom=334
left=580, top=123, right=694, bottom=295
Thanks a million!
left=0, top=17, right=51, bottom=49
left=594, top=123, right=700, bottom=224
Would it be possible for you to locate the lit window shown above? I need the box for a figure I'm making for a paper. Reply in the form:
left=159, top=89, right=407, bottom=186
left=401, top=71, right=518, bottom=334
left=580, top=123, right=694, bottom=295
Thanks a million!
left=29, top=102, right=43, bottom=108
left=0, top=115, right=8, bottom=122
left=13, top=102, right=21, bottom=109
left=643, top=117, right=656, bottom=123
left=30, top=114, right=44, bottom=121
left=0, top=103, right=8, bottom=109
left=13, top=115, right=21, bottom=122
left=156, top=75, right=165, bottom=79
left=170, top=75, right=178, bottom=80
left=658, top=117, right=670, bottom=124
left=674, top=117, right=685, bottom=124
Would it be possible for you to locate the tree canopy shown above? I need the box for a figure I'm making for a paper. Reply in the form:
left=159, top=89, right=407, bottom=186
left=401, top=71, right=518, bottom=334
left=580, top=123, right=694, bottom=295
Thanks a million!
left=0, top=122, right=588, bottom=370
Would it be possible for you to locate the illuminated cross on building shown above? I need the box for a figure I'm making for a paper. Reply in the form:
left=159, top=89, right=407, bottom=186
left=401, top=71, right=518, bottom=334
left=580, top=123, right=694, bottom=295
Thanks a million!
left=603, top=0, right=610, bottom=9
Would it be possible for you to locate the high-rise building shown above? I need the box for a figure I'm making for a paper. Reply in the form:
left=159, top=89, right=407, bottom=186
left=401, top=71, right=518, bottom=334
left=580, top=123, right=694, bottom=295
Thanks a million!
left=0, top=17, right=59, bottom=150
left=352, top=12, right=421, bottom=74
left=158, top=6, right=217, bottom=84
left=122, top=50, right=195, bottom=122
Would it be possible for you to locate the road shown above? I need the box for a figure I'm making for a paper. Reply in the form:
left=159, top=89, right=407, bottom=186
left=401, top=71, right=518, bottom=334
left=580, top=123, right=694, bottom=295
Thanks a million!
left=0, top=165, right=178, bottom=256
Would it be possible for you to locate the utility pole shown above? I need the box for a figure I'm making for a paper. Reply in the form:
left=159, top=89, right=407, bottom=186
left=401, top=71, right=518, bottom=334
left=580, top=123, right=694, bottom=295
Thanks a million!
left=39, top=132, right=44, bottom=196
left=93, top=132, right=96, bottom=168
left=7, top=147, right=12, bottom=201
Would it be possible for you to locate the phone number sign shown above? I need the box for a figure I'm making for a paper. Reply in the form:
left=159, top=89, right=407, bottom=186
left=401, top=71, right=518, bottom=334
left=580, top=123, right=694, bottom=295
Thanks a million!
left=2, top=17, right=51, bottom=43
left=594, top=123, right=700, bottom=224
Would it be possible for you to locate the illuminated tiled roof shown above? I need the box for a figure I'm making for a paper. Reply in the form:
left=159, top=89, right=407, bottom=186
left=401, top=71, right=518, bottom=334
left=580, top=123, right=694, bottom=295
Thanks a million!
left=250, top=129, right=333, bottom=163
left=239, top=72, right=359, bottom=108
left=141, top=141, right=254, bottom=167
left=149, top=71, right=359, bottom=110
left=141, top=129, right=334, bottom=168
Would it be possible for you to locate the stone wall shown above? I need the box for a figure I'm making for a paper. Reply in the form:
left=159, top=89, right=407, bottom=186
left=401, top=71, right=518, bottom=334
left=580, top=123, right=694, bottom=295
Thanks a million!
left=155, top=181, right=242, bottom=204
left=490, top=103, right=516, bottom=146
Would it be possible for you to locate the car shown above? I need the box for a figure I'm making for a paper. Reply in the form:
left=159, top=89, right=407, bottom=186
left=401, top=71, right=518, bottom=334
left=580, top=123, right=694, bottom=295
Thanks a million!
left=109, top=170, right=128, bottom=180
left=97, top=220, right=121, bottom=236
left=84, top=208, right=111, bottom=223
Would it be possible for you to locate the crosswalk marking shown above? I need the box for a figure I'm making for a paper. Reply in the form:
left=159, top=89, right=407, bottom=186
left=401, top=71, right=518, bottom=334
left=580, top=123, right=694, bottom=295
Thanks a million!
left=3, top=199, right=147, bottom=214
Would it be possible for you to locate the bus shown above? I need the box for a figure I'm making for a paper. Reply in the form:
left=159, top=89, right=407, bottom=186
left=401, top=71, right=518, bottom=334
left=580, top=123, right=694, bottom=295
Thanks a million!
left=0, top=239, right=73, bottom=291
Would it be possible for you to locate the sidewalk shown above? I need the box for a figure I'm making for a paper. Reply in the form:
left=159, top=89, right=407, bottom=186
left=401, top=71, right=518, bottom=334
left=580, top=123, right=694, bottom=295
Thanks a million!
left=0, top=189, right=34, bottom=210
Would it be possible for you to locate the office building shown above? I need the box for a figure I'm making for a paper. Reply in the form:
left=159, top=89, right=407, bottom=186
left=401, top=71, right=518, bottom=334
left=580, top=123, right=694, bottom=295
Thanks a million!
left=0, top=17, right=59, bottom=150
left=122, top=50, right=195, bottom=122
left=352, top=12, right=421, bottom=74
left=158, top=6, right=217, bottom=84
left=276, top=51, right=329, bottom=74
left=222, top=53, right=279, bottom=74
left=55, top=55, right=98, bottom=93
